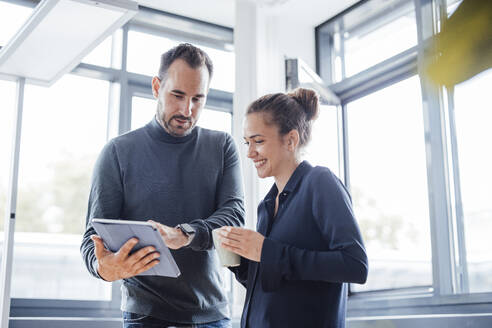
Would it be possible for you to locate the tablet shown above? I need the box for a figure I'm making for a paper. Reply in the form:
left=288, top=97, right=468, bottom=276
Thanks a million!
left=91, top=218, right=180, bottom=278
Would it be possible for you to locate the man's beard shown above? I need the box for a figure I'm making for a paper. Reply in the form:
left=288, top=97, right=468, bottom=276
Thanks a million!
left=163, top=114, right=194, bottom=137
left=157, top=102, right=195, bottom=137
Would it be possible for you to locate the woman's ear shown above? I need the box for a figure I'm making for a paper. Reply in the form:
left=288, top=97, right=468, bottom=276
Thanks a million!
left=286, top=129, right=300, bottom=152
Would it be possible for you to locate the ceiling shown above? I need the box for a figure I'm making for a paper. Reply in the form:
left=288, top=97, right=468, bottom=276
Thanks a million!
left=137, top=0, right=361, bottom=28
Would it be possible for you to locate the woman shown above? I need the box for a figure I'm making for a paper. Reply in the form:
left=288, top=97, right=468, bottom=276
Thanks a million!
left=217, top=88, right=368, bottom=328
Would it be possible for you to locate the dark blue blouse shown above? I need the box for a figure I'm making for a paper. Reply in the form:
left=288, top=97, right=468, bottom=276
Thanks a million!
left=231, top=161, right=368, bottom=328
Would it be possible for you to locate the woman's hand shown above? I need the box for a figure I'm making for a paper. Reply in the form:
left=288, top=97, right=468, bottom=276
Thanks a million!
left=217, top=227, right=265, bottom=262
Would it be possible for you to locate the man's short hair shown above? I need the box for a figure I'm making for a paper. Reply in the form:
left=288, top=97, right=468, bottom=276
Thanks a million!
left=158, top=43, right=213, bottom=82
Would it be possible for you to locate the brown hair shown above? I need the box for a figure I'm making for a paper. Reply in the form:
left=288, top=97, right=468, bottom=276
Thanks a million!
left=158, top=43, right=213, bottom=81
left=246, top=88, right=320, bottom=147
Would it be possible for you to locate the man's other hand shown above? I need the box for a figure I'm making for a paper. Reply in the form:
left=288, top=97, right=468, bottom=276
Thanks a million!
left=148, top=220, right=192, bottom=249
left=91, top=235, right=160, bottom=281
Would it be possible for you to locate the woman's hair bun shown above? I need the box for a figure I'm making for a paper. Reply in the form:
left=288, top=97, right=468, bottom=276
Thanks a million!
left=287, top=88, right=320, bottom=121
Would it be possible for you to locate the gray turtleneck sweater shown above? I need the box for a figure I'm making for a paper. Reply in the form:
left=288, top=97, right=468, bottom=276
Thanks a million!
left=80, top=118, right=244, bottom=324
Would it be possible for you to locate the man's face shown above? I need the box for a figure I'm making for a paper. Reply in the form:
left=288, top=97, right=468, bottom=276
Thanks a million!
left=152, top=59, right=209, bottom=137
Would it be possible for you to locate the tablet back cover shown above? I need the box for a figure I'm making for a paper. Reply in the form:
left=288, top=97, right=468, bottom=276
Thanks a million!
left=92, top=219, right=180, bottom=277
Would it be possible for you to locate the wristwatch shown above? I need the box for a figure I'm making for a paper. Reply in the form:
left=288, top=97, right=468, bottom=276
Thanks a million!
left=176, top=223, right=196, bottom=237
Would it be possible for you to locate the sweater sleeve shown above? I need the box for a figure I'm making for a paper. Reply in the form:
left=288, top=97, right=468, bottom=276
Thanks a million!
left=80, top=141, right=124, bottom=279
left=259, top=169, right=368, bottom=292
left=187, top=133, right=245, bottom=251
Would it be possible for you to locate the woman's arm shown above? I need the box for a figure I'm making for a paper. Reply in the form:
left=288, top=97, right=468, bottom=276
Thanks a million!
left=219, top=169, right=368, bottom=292
left=259, top=169, right=368, bottom=291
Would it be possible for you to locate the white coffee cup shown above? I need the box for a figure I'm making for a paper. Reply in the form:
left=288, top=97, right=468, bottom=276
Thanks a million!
left=212, top=228, right=241, bottom=267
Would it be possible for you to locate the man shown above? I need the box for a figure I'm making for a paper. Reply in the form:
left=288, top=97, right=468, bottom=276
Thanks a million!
left=80, top=43, right=244, bottom=328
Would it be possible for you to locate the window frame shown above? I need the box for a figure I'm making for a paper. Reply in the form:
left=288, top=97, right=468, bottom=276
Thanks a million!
left=316, top=0, right=492, bottom=316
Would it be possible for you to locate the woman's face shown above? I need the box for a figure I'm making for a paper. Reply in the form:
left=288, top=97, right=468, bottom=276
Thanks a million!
left=243, top=112, right=293, bottom=179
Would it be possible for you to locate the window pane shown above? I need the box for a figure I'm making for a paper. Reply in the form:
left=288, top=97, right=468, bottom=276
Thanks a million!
left=347, top=76, right=431, bottom=292
left=198, top=109, right=232, bottom=134
left=0, top=80, right=16, bottom=242
left=303, top=105, right=339, bottom=176
left=131, top=96, right=232, bottom=134
left=343, top=1, right=417, bottom=77
left=200, top=45, right=235, bottom=92
left=453, top=68, right=492, bottom=293
left=12, top=74, right=111, bottom=300
left=127, top=30, right=234, bottom=92
left=131, top=96, right=155, bottom=130
left=128, top=30, right=180, bottom=77
left=0, top=2, right=32, bottom=46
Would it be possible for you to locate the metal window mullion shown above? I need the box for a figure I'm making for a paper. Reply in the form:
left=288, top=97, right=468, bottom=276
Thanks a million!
left=437, top=0, right=470, bottom=295
left=107, top=23, right=130, bottom=309
left=128, top=23, right=232, bottom=53
left=0, top=77, right=25, bottom=328
left=339, top=25, right=346, bottom=81
left=337, top=19, right=356, bottom=295
left=118, top=24, right=131, bottom=135
left=415, top=0, right=456, bottom=296
left=332, top=21, right=347, bottom=184
left=336, top=98, right=346, bottom=185
left=329, top=46, right=418, bottom=103
left=340, top=105, right=350, bottom=190
left=315, top=28, right=332, bottom=83
left=71, top=63, right=119, bottom=81
left=338, top=19, right=349, bottom=185
left=130, top=6, right=233, bottom=45
left=446, top=86, right=470, bottom=293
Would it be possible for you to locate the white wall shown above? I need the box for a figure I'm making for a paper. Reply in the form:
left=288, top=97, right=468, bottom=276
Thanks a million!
left=233, top=1, right=318, bottom=229
left=256, top=10, right=317, bottom=94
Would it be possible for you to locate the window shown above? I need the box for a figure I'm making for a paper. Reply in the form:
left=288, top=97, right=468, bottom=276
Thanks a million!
left=198, top=109, right=232, bottom=134
left=127, top=30, right=234, bottom=92
left=12, top=74, right=111, bottom=300
left=347, top=76, right=431, bottom=292
left=127, top=30, right=180, bottom=77
left=453, top=68, right=492, bottom=293
left=200, top=45, right=235, bottom=92
left=317, top=0, right=492, bottom=318
left=131, top=96, right=155, bottom=130
left=303, top=105, right=339, bottom=175
left=341, top=0, right=417, bottom=77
